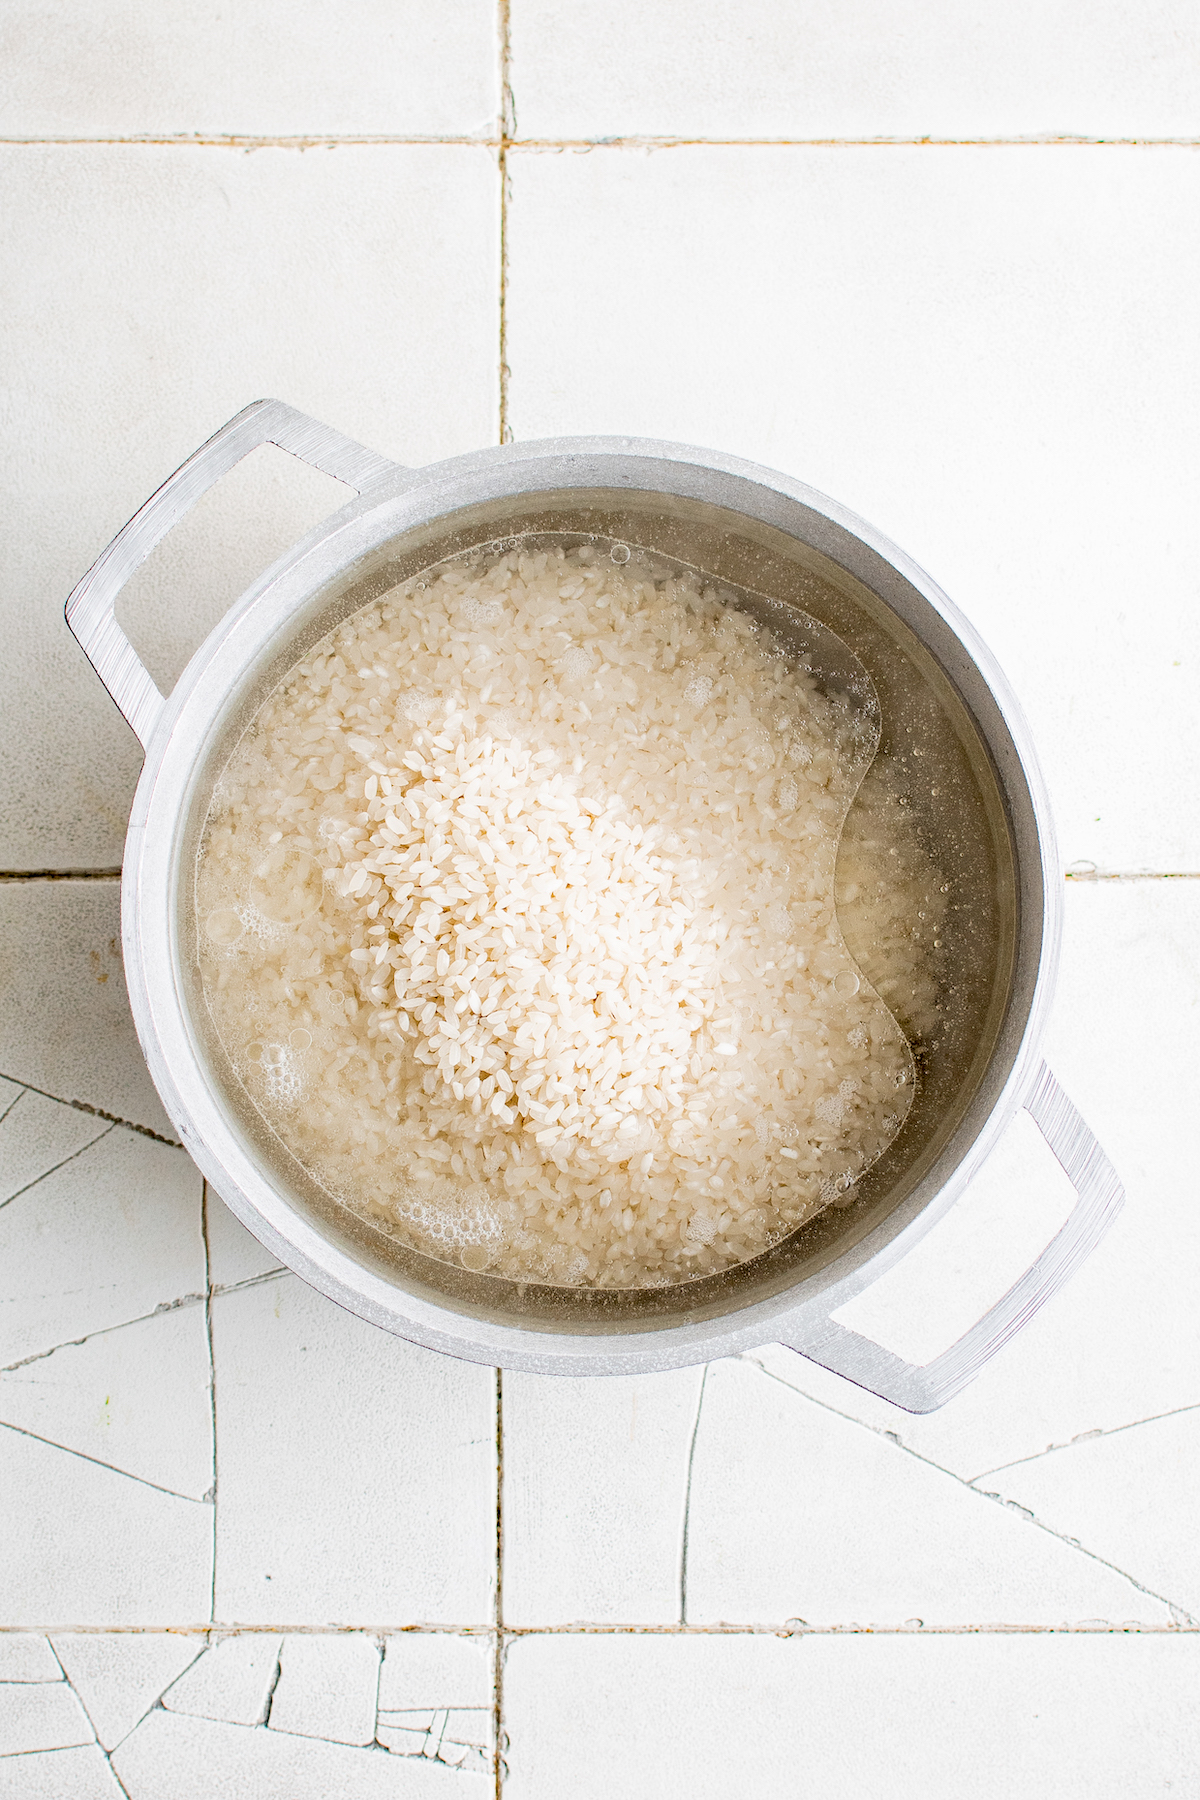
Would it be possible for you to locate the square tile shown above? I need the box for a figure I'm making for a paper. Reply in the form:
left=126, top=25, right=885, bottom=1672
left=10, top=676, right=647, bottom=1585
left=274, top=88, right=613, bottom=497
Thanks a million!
left=0, top=0, right=499, bottom=137
left=510, top=0, right=1200, bottom=138
left=503, top=1368, right=702, bottom=1624
left=378, top=1634, right=492, bottom=1711
left=980, top=1409, right=1200, bottom=1623
left=0, top=1428, right=213, bottom=1626
left=507, top=144, right=1200, bottom=871
left=212, top=1277, right=497, bottom=1625
left=503, top=1633, right=1200, bottom=1799
left=0, top=142, right=498, bottom=868
left=684, top=1359, right=1166, bottom=1626
left=376, top=1632, right=493, bottom=1766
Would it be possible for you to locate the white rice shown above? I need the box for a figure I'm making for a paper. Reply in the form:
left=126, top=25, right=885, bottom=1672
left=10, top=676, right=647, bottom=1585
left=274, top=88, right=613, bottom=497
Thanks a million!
left=196, top=541, right=922, bottom=1288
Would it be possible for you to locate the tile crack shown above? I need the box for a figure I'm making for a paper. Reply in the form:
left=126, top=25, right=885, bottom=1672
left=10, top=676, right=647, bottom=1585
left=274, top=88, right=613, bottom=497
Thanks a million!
left=4, top=134, right=1200, bottom=150
left=202, top=1185, right=218, bottom=1627
left=0, top=1294, right=207, bottom=1372
left=678, top=1365, right=709, bottom=1626
left=0, top=1074, right=182, bottom=1146
left=0, top=1086, right=26, bottom=1127
left=741, top=1354, right=1199, bottom=1624
left=970, top=1401, right=1200, bottom=1483
left=0, top=1419, right=213, bottom=1505
left=0, top=1124, right=116, bottom=1212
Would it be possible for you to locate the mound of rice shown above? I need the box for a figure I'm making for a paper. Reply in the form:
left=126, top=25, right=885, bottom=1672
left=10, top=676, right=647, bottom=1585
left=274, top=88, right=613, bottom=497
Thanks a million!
left=196, top=541, right=919, bottom=1287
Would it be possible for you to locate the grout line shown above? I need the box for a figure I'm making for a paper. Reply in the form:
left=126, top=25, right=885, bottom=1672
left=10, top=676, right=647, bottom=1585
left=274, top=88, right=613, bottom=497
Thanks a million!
left=491, top=38, right=511, bottom=1798
left=970, top=1400, right=1200, bottom=1485
left=0, top=1624, right=500, bottom=1636
left=493, top=1367, right=505, bottom=1799
left=0, top=869, right=122, bottom=882
left=2, top=133, right=1199, bottom=150
left=201, top=1184, right=218, bottom=1620
left=0, top=1419, right=213, bottom=1506
left=497, top=0, right=514, bottom=448
left=0, top=1124, right=116, bottom=1213
left=0, top=1072, right=182, bottom=1147
left=1, top=1620, right=1193, bottom=1636
left=678, top=1366, right=709, bottom=1626
left=744, top=1357, right=1198, bottom=1623
left=1064, top=870, right=1200, bottom=882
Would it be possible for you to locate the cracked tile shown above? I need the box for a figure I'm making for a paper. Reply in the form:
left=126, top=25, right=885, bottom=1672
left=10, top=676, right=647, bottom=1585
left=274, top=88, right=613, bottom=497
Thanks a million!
left=503, top=1634, right=1200, bottom=1800
left=0, top=1305, right=213, bottom=1499
left=0, top=1679, right=94, bottom=1755
left=0, top=885, right=175, bottom=1138
left=979, top=1410, right=1200, bottom=1623
left=0, top=1639, right=60, bottom=1683
left=51, top=1636, right=203, bottom=1753
left=268, top=1634, right=379, bottom=1746
left=0, top=1089, right=112, bottom=1209
left=758, top=882, right=1200, bottom=1473
left=204, top=1194, right=284, bottom=1291
left=511, top=0, right=1200, bottom=138
left=112, top=1710, right=482, bottom=1798
left=212, top=1278, right=496, bottom=1625
left=504, top=1368, right=702, bottom=1624
left=684, top=1361, right=1169, bottom=1626
left=0, top=1744, right=125, bottom=1798
left=0, top=142, right=497, bottom=869
left=162, top=1635, right=281, bottom=1728
left=378, top=1635, right=492, bottom=1769
left=378, top=1636, right=492, bottom=1712
left=0, top=1078, right=23, bottom=1124
left=0, top=1126, right=204, bottom=1368
left=1, top=0, right=498, bottom=137
left=508, top=147, right=1200, bottom=873
left=0, top=1429, right=212, bottom=1626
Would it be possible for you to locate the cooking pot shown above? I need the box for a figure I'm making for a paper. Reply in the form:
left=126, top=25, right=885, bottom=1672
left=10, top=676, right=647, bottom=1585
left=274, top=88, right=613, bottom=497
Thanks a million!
left=65, top=400, right=1123, bottom=1411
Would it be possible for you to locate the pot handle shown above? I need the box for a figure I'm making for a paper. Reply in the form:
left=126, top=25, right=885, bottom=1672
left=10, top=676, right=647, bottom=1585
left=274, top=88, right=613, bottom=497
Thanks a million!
left=775, top=1062, right=1124, bottom=1413
left=65, top=398, right=402, bottom=748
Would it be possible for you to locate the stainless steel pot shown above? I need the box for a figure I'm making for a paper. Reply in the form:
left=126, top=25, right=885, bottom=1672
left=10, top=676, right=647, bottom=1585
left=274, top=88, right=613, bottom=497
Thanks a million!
left=65, top=400, right=1123, bottom=1411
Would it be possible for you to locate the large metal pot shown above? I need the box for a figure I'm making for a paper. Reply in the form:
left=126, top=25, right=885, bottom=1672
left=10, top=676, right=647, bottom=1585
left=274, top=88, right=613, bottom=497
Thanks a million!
left=65, top=400, right=1123, bottom=1411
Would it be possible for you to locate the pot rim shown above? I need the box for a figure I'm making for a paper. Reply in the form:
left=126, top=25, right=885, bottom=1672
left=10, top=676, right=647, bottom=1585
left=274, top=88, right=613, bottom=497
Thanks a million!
left=121, top=433, right=1061, bottom=1376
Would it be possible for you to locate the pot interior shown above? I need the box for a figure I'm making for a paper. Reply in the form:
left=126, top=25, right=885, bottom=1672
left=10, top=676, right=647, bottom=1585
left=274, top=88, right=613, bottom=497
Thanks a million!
left=175, top=481, right=1029, bottom=1337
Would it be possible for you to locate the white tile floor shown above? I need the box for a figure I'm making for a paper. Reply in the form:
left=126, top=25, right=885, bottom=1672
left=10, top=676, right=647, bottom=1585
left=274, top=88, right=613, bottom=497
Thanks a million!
left=2, top=5, right=1198, bottom=1795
